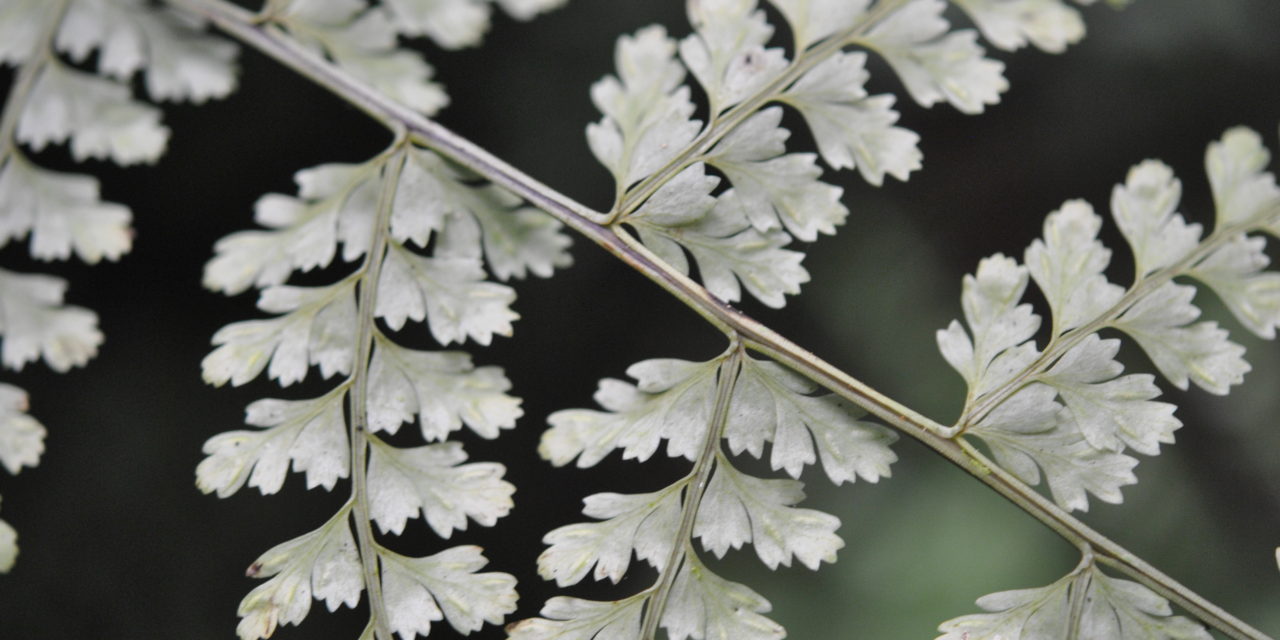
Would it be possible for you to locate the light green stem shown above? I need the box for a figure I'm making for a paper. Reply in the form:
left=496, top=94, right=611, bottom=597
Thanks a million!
left=348, top=139, right=408, bottom=640
left=162, top=1, right=1276, bottom=638
left=1065, top=552, right=1094, bottom=640
left=639, top=341, right=745, bottom=640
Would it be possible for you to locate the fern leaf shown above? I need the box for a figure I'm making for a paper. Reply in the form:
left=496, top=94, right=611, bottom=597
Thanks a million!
left=196, top=387, right=350, bottom=497
left=57, top=2, right=238, bottom=103
left=766, top=0, right=870, bottom=52
left=1110, top=160, right=1201, bottom=278
left=202, top=280, right=358, bottom=387
left=938, top=131, right=1280, bottom=511
left=1036, top=334, right=1179, bottom=455
left=538, top=488, right=683, bottom=586
left=237, top=507, right=364, bottom=640
left=366, top=337, right=521, bottom=439
left=207, top=149, right=568, bottom=295
left=384, top=0, right=565, bottom=48
left=1206, top=127, right=1280, bottom=229
left=627, top=163, right=720, bottom=230
left=493, top=0, right=567, bottom=21
left=0, top=269, right=101, bottom=372
left=1188, top=234, right=1280, bottom=339
left=662, top=557, right=785, bottom=640
left=462, top=204, right=573, bottom=279
left=0, top=384, right=43, bottom=476
left=936, top=254, right=1041, bottom=400
left=203, top=163, right=375, bottom=295
left=541, top=357, right=719, bottom=466
left=379, top=545, right=518, bottom=638
left=694, top=460, right=843, bottom=569
left=393, top=147, right=572, bottom=279
left=1077, top=572, right=1214, bottom=639
left=1023, top=201, right=1124, bottom=335
left=531, top=348, right=890, bottom=637
left=857, top=0, right=1008, bottom=113
left=506, top=594, right=647, bottom=640
left=202, top=138, right=545, bottom=636
left=680, top=0, right=788, bottom=114
left=366, top=438, right=514, bottom=537
left=376, top=243, right=518, bottom=345
left=952, top=0, right=1086, bottom=53
left=586, top=26, right=701, bottom=189
left=729, top=356, right=897, bottom=483
left=390, top=152, right=472, bottom=248
left=0, top=382, right=42, bottom=571
left=628, top=166, right=809, bottom=308
left=0, top=159, right=132, bottom=263
left=0, top=382, right=43, bottom=575
left=968, top=383, right=1137, bottom=511
left=937, top=562, right=1212, bottom=639
left=704, top=106, right=848, bottom=240
left=778, top=51, right=921, bottom=185
left=18, top=59, right=169, bottom=165
left=1111, top=281, right=1248, bottom=395
left=383, top=0, right=495, bottom=49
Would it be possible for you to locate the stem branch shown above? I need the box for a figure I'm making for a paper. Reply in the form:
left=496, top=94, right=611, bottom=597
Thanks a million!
left=347, top=140, right=407, bottom=640
left=640, top=341, right=745, bottom=640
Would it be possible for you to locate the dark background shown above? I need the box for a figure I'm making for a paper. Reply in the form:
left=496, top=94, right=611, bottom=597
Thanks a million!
left=2, top=1, right=1280, bottom=638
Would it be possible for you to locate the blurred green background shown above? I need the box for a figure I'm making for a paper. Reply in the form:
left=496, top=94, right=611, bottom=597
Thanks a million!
left=1, top=1, right=1279, bottom=638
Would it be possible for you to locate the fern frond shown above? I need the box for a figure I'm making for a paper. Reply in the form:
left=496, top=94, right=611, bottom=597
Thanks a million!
left=0, top=0, right=233, bottom=570
left=199, top=136, right=567, bottom=637
left=939, top=127, right=1280, bottom=516
left=525, top=340, right=895, bottom=638
left=930, top=125, right=1280, bottom=638
left=584, top=0, right=1025, bottom=308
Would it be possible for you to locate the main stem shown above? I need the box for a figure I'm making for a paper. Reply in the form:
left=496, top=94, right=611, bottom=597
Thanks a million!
left=166, top=1, right=1273, bottom=638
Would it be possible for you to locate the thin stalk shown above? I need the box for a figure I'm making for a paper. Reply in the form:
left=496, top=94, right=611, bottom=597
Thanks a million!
left=639, top=341, right=745, bottom=640
left=160, top=2, right=1276, bottom=637
left=0, top=0, right=71, bottom=161
left=347, top=140, right=408, bottom=640
left=1065, top=552, right=1094, bottom=640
